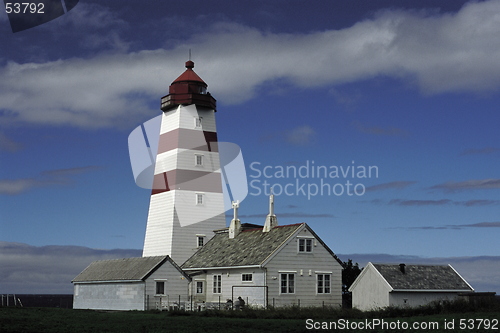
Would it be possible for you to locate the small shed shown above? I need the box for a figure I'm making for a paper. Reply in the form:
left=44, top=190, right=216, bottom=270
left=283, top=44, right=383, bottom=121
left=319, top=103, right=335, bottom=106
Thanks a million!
left=349, top=262, right=474, bottom=310
left=72, top=256, right=190, bottom=311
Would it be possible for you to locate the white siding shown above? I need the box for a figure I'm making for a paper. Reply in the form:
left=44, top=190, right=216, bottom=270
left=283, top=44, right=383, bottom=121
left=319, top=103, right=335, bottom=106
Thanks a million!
left=389, top=292, right=460, bottom=308
left=144, top=259, right=190, bottom=310
left=203, top=268, right=267, bottom=307
left=161, top=105, right=217, bottom=133
left=143, top=192, right=175, bottom=257
left=350, top=263, right=392, bottom=311
left=153, top=150, right=177, bottom=174
left=178, top=105, right=217, bottom=132
left=172, top=190, right=225, bottom=227
left=169, top=209, right=225, bottom=264
left=73, top=282, right=145, bottom=311
left=155, top=149, right=221, bottom=174
left=265, top=226, right=343, bottom=307
left=143, top=190, right=225, bottom=263
left=160, top=106, right=181, bottom=134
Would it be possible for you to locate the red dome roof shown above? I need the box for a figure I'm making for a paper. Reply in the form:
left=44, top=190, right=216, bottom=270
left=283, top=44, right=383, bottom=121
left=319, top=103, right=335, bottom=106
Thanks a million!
left=171, top=60, right=207, bottom=86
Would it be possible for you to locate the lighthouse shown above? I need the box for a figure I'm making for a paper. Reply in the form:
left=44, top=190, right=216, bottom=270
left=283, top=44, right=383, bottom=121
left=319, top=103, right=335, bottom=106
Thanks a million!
left=142, top=60, right=226, bottom=264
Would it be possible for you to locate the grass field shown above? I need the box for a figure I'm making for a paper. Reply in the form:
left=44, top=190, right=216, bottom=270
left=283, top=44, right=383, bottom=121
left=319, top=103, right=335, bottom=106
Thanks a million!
left=1, top=300, right=498, bottom=333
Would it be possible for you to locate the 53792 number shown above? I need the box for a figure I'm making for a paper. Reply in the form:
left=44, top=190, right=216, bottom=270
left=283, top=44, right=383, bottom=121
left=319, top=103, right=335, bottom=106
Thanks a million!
left=5, top=2, right=44, bottom=14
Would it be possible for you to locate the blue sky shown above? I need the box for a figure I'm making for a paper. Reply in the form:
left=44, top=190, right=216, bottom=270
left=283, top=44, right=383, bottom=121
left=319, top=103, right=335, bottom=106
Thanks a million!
left=0, top=0, right=499, bottom=294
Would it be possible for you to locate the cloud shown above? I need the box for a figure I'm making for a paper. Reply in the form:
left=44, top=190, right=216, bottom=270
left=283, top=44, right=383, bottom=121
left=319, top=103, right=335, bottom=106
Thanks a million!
left=40, top=166, right=102, bottom=177
left=2, top=1, right=500, bottom=128
left=365, top=181, right=416, bottom=191
left=456, top=199, right=500, bottom=207
left=0, top=178, right=46, bottom=195
left=0, top=166, right=102, bottom=195
left=329, top=88, right=361, bottom=110
left=353, top=121, right=409, bottom=137
left=59, top=3, right=127, bottom=31
left=389, top=199, right=452, bottom=206
left=0, top=132, right=23, bottom=152
left=429, top=179, right=500, bottom=193
left=460, top=147, right=500, bottom=156
left=0, top=242, right=141, bottom=294
left=362, top=198, right=385, bottom=205
left=403, top=221, right=500, bottom=230
left=1, top=242, right=498, bottom=294
left=284, top=125, right=316, bottom=146
left=458, top=222, right=500, bottom=228
left=226, top=212, right=334, bottom=219
left=337, top=253, right=500, bottom=293
left=260, top=125, right=317, bottom=146
left=366, top=198, right=500, bottom=207
left=42, top=3, right=130, bottom=52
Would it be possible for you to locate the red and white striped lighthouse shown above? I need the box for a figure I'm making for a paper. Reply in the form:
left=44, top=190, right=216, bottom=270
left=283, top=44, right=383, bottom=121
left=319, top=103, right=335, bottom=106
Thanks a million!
left=142, top=60, right=226, bottom=264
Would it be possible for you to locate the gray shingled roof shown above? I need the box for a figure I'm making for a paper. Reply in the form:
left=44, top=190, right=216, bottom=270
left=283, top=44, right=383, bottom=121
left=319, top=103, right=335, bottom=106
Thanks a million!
left=372, top=264, right=473, bottom=291
left=73, top=256, right=168, bottom=282
left=182, top=224, right=303, bottom=269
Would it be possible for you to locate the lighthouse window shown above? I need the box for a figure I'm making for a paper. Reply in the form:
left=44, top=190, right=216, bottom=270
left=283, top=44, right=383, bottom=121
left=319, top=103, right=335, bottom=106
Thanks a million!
left=197, top=235, right=205, bottom=247
left=199, top=86, right=207, bottom=94
left=195, top=154, right=203, bottom=166
left=196, top=193, right=204, bottom=205
left=195, top=117, right=202, bottom=128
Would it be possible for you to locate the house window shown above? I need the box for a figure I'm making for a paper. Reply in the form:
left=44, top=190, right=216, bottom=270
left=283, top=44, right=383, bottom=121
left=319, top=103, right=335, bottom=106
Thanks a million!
left=156, top=281, right=165, bottom=295
left=213, top=275, right=221, bottom=294
left=197, top=236, right=205, bottom=248
left=195, top=117, right=202, bottom=128
left=196, top=193, right=204, bottom=205
left=317, top=274, right=331, bottom=294
left=195, top=154, right=203, bottom=166
left=280, top=273, right=295, bottom=294
left=196, top=281, right=204, bottom=294
left=298, top=238, right=313, bottom=253
left=242, top=274, right=253, bottom=282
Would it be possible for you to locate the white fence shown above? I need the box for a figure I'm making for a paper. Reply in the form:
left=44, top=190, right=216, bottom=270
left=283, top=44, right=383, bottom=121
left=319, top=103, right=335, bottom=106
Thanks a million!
left=1, top=294, right=22, bottom=307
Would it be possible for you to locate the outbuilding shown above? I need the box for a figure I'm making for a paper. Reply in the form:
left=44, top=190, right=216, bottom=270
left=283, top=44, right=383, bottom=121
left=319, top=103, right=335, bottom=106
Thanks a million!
left=73, top=256, right=190, bottom=310
left=349, top=262, right=474, bottom=310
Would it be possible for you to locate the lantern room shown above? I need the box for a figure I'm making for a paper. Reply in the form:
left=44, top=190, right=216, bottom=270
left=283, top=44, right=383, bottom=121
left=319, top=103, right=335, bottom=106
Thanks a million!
left=160, top=60, right=217, bottom=111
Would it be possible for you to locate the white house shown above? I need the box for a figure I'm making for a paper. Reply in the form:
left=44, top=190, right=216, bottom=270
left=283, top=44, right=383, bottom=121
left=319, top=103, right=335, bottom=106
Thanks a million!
left=349, top=262, right=474, bottom=310
left=72, top=256, right=190, bottom=311
left=181, top=221, right=344, bottom=309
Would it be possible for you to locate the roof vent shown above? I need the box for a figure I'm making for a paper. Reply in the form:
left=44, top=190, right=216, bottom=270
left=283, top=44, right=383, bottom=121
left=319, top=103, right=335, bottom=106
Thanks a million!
left=229, top=201, right=241, bottom=239
left=263, top=189, right=278, bottom=232
left=399, top=263, right=406, bottom=274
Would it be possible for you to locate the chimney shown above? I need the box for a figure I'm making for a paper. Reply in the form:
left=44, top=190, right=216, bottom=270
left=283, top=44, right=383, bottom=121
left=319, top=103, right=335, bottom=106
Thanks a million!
left=399, top=263, right=406, bottom=274
left=229, top=201, right=241, bottom=239
left=263, top=190, right=278, bottom=232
